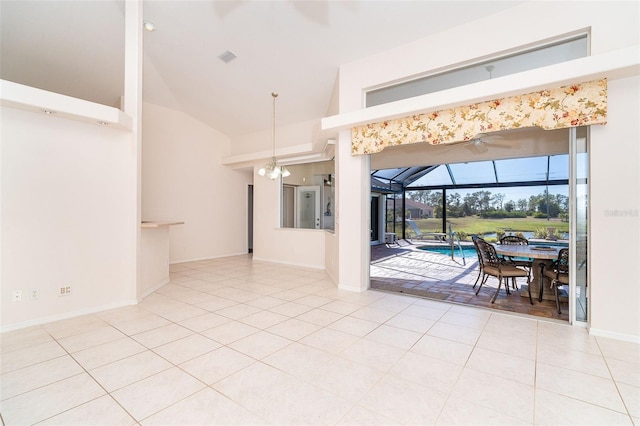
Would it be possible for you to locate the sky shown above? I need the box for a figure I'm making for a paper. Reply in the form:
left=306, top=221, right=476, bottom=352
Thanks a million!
left=400, top=153, right=585, bottom=203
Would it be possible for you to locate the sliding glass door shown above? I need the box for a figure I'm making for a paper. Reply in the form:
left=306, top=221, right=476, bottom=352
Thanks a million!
left=570, top=127, right=589, bottom=323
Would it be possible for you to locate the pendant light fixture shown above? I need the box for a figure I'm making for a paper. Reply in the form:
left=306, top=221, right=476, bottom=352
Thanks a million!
left=258, top=92, right=290, bottom=179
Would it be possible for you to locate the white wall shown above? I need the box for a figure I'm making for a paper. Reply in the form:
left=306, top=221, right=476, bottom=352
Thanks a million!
left=142, top=103, right=252, bottom=263
left=339, top=2, right=639, bottom=113
left=334, top=1, right=640, bottom=340
left=1, top=107, right=137, bottom=330
left=140, top=227, right=170, bottom=298
left=335, top=130, right=370, bottom=291
left=252, top=168, right=326, bottom=269
left=325, top=230, right=338, bottom=283
left=227, top=113, right=333, bottom=271
left=589, top=75, right=640, bottom=339
left=230, top=118, right=319, bottom=157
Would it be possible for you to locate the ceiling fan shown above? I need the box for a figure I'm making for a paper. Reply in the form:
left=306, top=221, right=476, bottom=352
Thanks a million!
left=460, top=133, right=516, bottom=153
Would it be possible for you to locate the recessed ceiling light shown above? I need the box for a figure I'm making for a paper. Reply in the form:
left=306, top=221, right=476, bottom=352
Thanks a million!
left=42, top=109, right=56, bottom=115
left=143, top=20, right=156, bottom=32
left=97, top=121, right=109, bottom=126
left=218, top=50, right=237, bottom=64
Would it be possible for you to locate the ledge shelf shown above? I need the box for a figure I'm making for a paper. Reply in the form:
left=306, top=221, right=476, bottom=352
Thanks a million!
left=141, top=221, right=184, bottom=228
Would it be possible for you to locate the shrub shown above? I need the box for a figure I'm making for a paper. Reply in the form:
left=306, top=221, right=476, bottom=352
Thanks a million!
left=533, top=212, right=547, bottom=219
left=533, top=228, right=548, bottom=239
left=480, top=210, right=506, bottom=219
left=515, top=232, right=526, bottom=239
left=496, top=230, right=505, bottom=240
left=456, top=231, right=468, bottom=241
left=480, top=210, right=527, bottom=219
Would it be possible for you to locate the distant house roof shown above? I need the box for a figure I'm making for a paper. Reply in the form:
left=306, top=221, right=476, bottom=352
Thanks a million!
left=387, top=198, right=434, bottom=211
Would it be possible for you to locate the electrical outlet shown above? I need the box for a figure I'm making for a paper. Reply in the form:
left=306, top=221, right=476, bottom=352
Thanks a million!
left=30, top=289, right=39, bottom=300
left=12, top=290, right=22, bottom=302
left=58, top=286, right=72, bottom=296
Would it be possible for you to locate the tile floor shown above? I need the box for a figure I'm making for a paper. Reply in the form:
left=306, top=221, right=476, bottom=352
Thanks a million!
left=1, top=255, right=638, bottom=425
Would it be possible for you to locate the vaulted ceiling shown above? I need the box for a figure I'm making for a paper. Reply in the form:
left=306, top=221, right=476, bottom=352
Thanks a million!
left=1, top=1, right=524, bottom=140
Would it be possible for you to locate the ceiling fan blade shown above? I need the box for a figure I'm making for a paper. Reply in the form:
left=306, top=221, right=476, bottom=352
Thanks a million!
left=466, top=142, right=488, bottom=153
left=481, top=134, right=504, bottom=140
left=434, top=140, right=468, bottom=154
left=486, top=139, right=521, bottom=149
left=485, top=142, right=512, bottom=149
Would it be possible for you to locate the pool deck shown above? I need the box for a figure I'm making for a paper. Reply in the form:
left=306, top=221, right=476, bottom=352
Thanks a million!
left=370, top=240, right=569, bottom=321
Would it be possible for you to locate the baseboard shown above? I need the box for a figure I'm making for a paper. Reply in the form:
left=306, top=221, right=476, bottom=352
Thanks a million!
left=170, top=252, right=249, bottom=265
left=324, top=268, right=338, bottom=286
left=0, top=299, right=138, bottom=334
left=251, top=256, right=325, bottom=270
left=588, top=327, right=640, bottom=344
left=139, top=279, right=170, bottom=301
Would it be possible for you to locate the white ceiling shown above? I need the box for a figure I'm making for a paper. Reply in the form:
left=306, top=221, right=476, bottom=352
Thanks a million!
left=1, top=1, right=524, bottom=139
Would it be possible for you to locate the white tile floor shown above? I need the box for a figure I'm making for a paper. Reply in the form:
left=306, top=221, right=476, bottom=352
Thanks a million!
left=1, top=255, right=638, bottom=425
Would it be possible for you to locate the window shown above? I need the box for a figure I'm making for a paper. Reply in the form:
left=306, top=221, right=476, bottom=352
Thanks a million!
left=366, top=35, right=588, bottom=107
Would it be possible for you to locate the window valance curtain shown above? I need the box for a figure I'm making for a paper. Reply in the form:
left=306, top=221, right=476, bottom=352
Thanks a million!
left=351, top=79, right=607, bottom=156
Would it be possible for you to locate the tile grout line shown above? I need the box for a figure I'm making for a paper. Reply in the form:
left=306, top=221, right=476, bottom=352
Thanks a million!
left=594, top=336, right=637, bottom=422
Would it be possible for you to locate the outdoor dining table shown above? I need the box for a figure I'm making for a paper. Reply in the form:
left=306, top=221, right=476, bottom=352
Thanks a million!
left=492, top=243, right=564, bottom=302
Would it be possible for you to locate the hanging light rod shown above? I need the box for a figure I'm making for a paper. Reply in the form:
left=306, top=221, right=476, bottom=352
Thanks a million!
left=258, top=92, right=291, bottom=179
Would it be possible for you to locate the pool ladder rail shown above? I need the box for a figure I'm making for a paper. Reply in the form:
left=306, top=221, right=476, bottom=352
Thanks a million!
left=448, top=222, right=466, bottom=265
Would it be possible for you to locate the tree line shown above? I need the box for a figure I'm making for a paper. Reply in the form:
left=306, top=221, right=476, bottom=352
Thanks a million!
left=404, top=189, right=569, bottom=219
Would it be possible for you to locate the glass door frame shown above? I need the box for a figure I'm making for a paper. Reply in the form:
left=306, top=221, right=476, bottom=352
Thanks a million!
left=569, top=126, right=589, bottom=326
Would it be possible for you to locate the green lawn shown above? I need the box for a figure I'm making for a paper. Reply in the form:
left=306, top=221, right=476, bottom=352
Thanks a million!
left=403, top=216, right=569, bottom=240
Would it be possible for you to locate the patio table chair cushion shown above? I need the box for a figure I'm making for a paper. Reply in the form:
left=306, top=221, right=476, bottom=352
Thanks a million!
left=484, top=264, right=529, bottom=277
left=544, top=269, right=569, bottom=284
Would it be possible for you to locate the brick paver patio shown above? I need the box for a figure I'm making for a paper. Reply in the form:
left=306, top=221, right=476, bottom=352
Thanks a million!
left=370, top=241, right=569, bottom=321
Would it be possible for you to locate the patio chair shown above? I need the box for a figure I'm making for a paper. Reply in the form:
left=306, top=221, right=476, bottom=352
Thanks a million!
left=499, top=235, right=533, bottom=288
left=471, top=235, right=485, bottom=289
left=474, top=237, right=533, bottom=304
left=541, top=248, right=569, bottom=314
left=406, top=220, right=447, bottom=242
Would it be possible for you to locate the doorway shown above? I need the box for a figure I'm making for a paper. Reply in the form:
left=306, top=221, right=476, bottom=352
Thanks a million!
left=248, top=185, right=253, bottom=253
left=368, top=127, right=586, bottom=322
left=371, top=195, right=379, bottom=243
left=297, top=186, right=320, bottom=229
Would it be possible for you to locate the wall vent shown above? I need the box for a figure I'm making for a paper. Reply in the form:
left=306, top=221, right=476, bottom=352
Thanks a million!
left=218, top=50, right=237, bottom=64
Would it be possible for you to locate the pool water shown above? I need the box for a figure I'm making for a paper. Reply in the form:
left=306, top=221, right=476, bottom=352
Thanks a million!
left=418, top=246, right=477, bottom=258
left=417, top=241, right=568, bottom=258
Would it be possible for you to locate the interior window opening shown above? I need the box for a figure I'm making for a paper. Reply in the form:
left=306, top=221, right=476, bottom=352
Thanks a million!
left=281, top=159, right=335, bottom=231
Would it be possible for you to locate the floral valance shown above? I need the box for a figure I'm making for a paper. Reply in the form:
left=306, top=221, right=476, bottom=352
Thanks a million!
left=351, top=79, right=607, bottom=156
